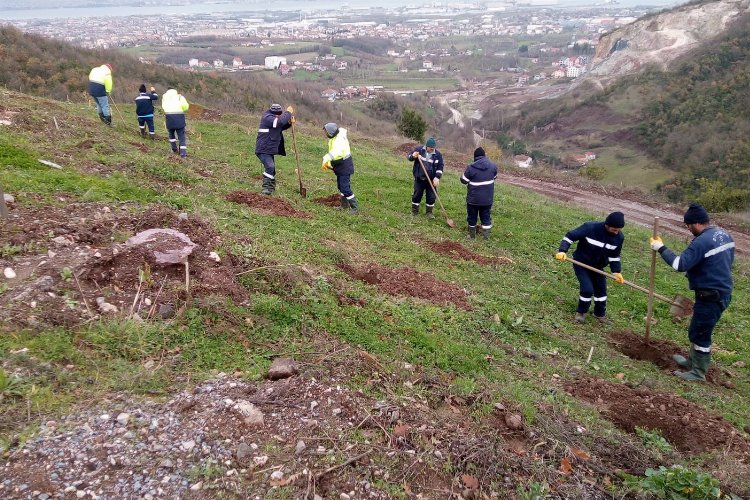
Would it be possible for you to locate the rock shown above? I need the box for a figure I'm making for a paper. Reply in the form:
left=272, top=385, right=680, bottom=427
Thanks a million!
left=158, top=459, right=173, bottom=469
left=744, top=425, right=750, bottom=434
left=3, top=267, right=16, bottom=279
left=295, top=440, right=306, bottom=455
left=504, top=413, right=523, bottom=430
left=235, top=443, right=252, bottom=463
left=96, top=297, right=118, bottom=314
left=10, top=275, right=53, bottom=302
left=208, top=251, right=221, bottom=263
left=340, top=494, right=351, bottom=500
left=235, top=401, right=264, bottom=427
left=721, top=380, right=734, bottom=389
left=253, top=455, right=269, bottom=466
left=125, top=229, right=196, bottom=265
left=177, top=212, right=189, bottom=221
left=181, top=440, right=196, bottom=452
left=190, top=482, right=202, bottom=491
left=731, top=361, right=745, bottom=368
left=116, top=413, right=130, bottom=426
left=268, top=358, right=299, bottom=380
left=158, top=304, right=175, bottom=320
left=3, top=193, right=14, bottom=204
left=144, top=298, right=152, bottom=306
left=52, top=236, right=73, bottom=246
left=681, top=415, right=690, bottom=426
left=270, top=470, right=284, bottom=481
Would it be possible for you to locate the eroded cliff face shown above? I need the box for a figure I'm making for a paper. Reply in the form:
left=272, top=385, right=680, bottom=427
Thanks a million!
left=589, top=0, right=750, bottom=77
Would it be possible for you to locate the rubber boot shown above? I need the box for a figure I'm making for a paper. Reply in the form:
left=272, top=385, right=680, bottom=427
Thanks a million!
left=674, top=351, right=710, bottom=382
left=411, top=204, right=419, bottom=216
left=348, top=197, right=359, bottom=214
left=468, top=226, right=476, bottom=240
left=261, top=177, right=273, bottom=195
left=104, top=115, right=112, bottom=126
left=338, top=195, right=349, bottom=210
left=672, top=347, right=694, bottom=369
left=426, top=206, right=434, bottom=219
left=574, top=312, right=586, bottom=324
left=481, top=227, right=490, bottom=241
left=98, top=112, right=106, bottom=124
left=140, top=127, right=146, bottom=138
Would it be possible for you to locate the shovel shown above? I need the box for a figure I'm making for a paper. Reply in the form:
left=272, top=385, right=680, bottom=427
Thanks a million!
left=417, top=156, right=456, bottom=228
left=290, top=119, right=307, bottom=198
left=563, top=256, right=693, bottom=318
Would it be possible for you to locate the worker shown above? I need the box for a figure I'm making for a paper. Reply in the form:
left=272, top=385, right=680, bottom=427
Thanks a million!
left=134, top=84, right=158, bottom=139
left=322, top=122, right=358, bottom=213
left=162, top=88, right=189, bottom=158
left=407, top=137, right=444, bottom=218
left=88, top=64, right=113, bottom=125
left=650, top=203, right=735, bottom=382
left=556, top=212, right=625, bottom=324
left=255, top=103, right=293, bottom=195
left=460, top=147, right=497, bottom=240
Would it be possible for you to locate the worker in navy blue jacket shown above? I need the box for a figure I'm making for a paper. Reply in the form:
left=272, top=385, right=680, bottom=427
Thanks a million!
left=255, top=103, right=293, bottom=195
left=460, top=147, right=497, bottom=240
left=407, top=137, right=444, bottom=218
left=555, top=212, right=625, bottom=324
left=134, top=84, right=158, bottom=139
left=650, top=203, right=735, bottom=382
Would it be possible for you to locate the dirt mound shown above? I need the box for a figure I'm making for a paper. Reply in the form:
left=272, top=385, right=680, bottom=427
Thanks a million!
left=75, top=139, right=95, bottom=149
left=427, top=240, right=513, bottom=266
left=313, top=194, right=341, bottom=207
left=226, top=190, right=311, bottom=219
left=128, top=141, right=149, bottom=153
left=608, top=330, right=726, bottom=385
left=1, top=201, right=247, bottom=330
left=341, top=263, right=471, bottom=310
left=565, top=377, right=750, bottom=454
left=394, top=142, right=417, bottom=156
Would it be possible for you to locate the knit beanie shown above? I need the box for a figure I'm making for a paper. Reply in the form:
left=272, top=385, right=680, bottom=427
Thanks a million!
left=683, top=203, right=709, bottom=224
left=473, top=147, right=485, bottom=159
left=139, top=84, right=147, bottom=93
left=426, top=137, right=436, bottom=148
left=605, top=211, right=625, bottom=228
left=269, top=103, right=283, bottom=115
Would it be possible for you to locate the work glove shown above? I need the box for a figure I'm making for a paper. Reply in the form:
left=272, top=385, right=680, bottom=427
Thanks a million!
left=290, top=116, right=296, bottom=124
left=322, top=161, right=331, bottom=171
left=432, top=178, right=440, bottom=188
left=150, top=86, right=156, bottom=92
left=650, top=236, right=664, bottom=251
left=555, top=252, right=566, bottom=261
left=286, top=105, right=294, bottom=113
left=613, top=273, right=625, bottom=284
left=412, top=151, right=419, bottom=159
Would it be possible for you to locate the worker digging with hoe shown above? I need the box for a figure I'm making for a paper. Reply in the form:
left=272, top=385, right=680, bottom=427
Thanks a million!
left=650, top=203, right=735, bottom=382
left=556, top=212, right=625, bottom=324
left=407, top=137, right=444, bottom=218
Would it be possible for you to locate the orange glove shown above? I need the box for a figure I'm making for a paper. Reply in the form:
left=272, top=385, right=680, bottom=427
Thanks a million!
left=613, top=273, right=625, bottom=284
left=286, top=105, right=294, bottom=113
left=555, top=252, right=566, bottom=261
left=322, top=161, right=331, bottom=171
left=411, top=151, right=419, bottom=159
left=290, top=116, right=296, bottom=124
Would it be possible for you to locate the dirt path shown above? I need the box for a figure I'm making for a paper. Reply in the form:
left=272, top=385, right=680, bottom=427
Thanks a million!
left=497, top=173, right=750, bottom=254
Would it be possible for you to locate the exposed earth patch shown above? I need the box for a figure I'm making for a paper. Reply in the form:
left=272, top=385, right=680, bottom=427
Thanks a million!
left=226, top=190, right=311, bottom=219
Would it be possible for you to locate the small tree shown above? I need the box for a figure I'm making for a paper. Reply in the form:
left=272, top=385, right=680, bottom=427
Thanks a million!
left=397, top=107, right=426, bottom=142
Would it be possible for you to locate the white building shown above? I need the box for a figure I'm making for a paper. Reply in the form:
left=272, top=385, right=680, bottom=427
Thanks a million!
left=264, top=56, right=287, bottom=69
left=232, top=57, right=243, bottom=68
left=213, top=59, right=224, bottom=68
left=188, top=58, right=199, bottom=67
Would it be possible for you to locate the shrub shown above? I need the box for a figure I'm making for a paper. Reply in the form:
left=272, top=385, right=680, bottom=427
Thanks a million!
left=623, top=465, right=729, bottom=499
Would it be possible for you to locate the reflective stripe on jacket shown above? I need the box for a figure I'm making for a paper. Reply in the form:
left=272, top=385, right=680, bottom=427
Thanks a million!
left=135, top=91, right=159, bottom=117
left=88, top=65, right=112, bottom=97
left=558, top=221, right=624, bottom=273
left=323, top=128, right=354, bottom=175
left=162, top=89, right=189, bottom=129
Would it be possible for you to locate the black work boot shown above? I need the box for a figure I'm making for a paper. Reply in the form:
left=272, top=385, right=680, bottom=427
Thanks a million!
left=104, top=115, right=112, bottom=126
left=426, top=206, right=434, bottom=219
left=468, top=226, right=476, bottom=240
left=338, top=196, right=349, bottom=210
left=98, top=112, right=106, bottom=124
left=348, top=197, right=359, bottom=214
left=261, top=177, right=273, bottom=195
left=411, top=204, right=419, bottom=216
left=140, top=127, right=146, bottom=138
left=481, top=227, right=490, bottom=240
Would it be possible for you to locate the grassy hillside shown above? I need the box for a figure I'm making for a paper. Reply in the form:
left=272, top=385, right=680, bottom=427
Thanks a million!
left=1, top=88, right=749, bottom=497
left=483, top=13, right=750, bottom=211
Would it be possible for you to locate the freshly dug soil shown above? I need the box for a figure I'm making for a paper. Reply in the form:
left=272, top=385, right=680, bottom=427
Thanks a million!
left=608, top=330, right=724, bottom=385
left=566, top=377, right=750, bottom=455
left=427, top=240, right=512, bottom=266
left=226, top=190, right=311, bottom=219
left=313, top=194, right=341, bottom=207
left=341, top=263, right=471, bottom=310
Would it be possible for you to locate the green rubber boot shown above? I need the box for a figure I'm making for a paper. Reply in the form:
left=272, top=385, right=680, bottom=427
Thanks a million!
left=674, top=350, right=710, bottom=382
left=348, top=196, right=359, bottom=214
left=468, top=226, right=476, bottom=240
left=338, top=195, right=349, bottom=210
left=672, top=347, right=694, bottom=369
left=411, top=204, right=419, bottom=216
